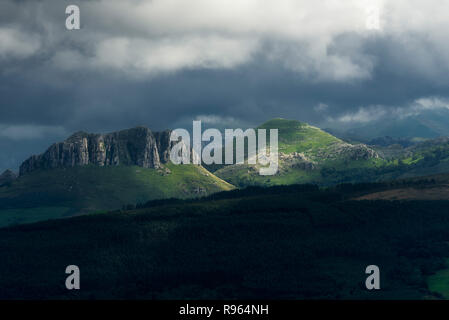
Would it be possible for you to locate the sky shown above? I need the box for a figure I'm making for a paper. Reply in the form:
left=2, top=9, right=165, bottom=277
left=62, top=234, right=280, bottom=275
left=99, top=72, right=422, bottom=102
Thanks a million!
left=1, top=0, right=449, bottom=171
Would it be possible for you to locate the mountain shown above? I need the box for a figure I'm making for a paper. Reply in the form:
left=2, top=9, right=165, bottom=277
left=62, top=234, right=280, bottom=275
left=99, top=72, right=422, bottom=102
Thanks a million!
left=19, top=126, right=173, bottom=175
left=367, top=136, right=423, bottom=148
left=213, top=118, right=449, bottom=187
left=326, top=108, right=449, bottom=141
left=391, top=137, right=449, bottom=178
left=259, top=118, right=379, bottom=161
left=214, top=118, right=382, bottom=187
left=0, top=127, right=233, bottom=227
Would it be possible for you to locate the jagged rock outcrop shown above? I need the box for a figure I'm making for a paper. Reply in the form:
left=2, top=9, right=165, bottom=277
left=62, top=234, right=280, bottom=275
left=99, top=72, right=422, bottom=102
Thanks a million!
left=0, top=169, right=17, bottom=186
left=316, top=143, right=380, bottom=161
left=339, top=144, right=380, bottom=160
left=279, top=152, right=316, bottom=170
left=19, top=127, right=175, bottom=176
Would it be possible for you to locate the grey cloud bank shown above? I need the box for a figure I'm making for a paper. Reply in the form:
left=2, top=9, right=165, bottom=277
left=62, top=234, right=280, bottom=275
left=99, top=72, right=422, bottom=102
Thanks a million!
left=1, top=0, right=449, bottom=171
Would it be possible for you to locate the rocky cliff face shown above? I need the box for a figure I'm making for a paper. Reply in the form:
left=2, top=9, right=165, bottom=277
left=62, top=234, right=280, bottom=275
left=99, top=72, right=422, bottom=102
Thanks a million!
left=19, top=127, right=174, bottom=176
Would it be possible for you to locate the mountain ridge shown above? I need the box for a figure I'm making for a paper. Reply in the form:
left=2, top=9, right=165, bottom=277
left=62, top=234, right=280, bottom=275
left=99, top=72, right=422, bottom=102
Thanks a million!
left=3, top=118, right=449, bottom=227
left=19, top=126, right=174, bottom=175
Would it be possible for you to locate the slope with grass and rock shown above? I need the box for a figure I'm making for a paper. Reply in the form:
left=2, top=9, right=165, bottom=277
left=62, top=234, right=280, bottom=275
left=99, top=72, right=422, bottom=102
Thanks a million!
left=213, top=118, right=383, bottom=187
left=0, top=127, right=234, bottom=228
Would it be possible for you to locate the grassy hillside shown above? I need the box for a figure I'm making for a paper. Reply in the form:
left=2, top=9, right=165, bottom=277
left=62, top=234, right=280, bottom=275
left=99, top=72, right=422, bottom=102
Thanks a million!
left=0, top=163, right=233, bottom=227
left=3, top=119, right=449, bottom=227
left=258, top=118, right=342, bottom=156
left=1, top=184, right=449, bottom=299
left=215, top=119, right=449, bottom=188
left=214, top=118, right=385, bottom=187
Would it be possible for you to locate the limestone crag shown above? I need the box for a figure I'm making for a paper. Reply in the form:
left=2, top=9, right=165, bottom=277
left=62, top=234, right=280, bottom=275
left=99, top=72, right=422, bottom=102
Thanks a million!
left=19, top=127, right=175, bottom=175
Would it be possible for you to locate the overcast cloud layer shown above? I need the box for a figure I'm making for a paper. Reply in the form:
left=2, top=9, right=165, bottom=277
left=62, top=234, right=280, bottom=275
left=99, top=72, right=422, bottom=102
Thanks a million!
left=1, top=0, right=449, bottom=170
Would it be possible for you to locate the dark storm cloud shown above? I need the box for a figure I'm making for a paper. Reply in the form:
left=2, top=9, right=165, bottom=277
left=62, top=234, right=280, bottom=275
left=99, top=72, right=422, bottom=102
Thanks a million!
left=1, top=0, right=449, bottom=170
